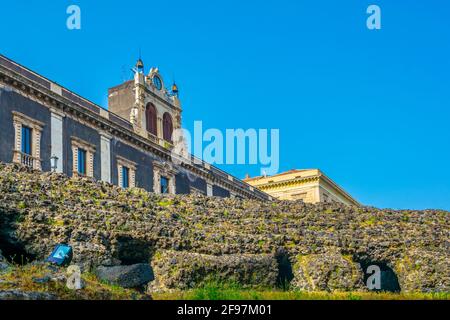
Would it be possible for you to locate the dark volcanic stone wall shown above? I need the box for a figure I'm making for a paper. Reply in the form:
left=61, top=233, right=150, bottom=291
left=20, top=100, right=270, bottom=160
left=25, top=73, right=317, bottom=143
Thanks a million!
left=212, top=185, right=230, bottom=198
left=149, top=250, right=279, bottom=292
left=0, top=162, right=448, bottom=293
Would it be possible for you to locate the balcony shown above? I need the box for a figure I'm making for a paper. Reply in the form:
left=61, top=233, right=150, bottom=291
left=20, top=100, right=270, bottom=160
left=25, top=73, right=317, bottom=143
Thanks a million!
left=13, top=150, right=40, bottom=170
left=146, top=131, right=158, bottom=144
left=21, top=153, right=34, bottom=168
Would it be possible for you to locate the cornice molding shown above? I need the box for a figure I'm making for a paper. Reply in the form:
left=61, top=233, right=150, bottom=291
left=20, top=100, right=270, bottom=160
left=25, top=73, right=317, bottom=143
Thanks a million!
left=255, top=173, right=359, bottom=205
left=117, top=155, right=137, bottom=170
left=12, top=111, right=45, bottom=130
left=258, top=175, right=320, bottom=191
left=71, top=136, right=96, bottom=153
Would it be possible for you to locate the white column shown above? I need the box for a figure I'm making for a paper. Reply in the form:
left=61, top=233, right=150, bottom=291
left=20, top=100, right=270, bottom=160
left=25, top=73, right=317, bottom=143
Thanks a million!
left=100, top=133, right=112, bottom=183
left=169, top=176, right=176, bottom=194
left=157, top=116, right=163, bottom=139
left=315, top=186, right=321, bottom=204
left=206, top=183, right=213, bottom=197
left=50, top=111, right=64, bottom=173
left=153, top=170, right=161, bottom=194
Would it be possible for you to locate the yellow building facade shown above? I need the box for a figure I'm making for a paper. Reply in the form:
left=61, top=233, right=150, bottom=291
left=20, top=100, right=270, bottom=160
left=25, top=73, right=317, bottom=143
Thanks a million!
left=244, top=169, right=359, bottom=206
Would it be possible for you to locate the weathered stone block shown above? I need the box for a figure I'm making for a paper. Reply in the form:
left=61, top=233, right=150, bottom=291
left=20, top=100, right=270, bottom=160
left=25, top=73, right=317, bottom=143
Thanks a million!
left=149, top=250, right=278, bottom=292
left=95, top=263, right=154, bottom=288
left=291, top=249, right=365, bottom=292
left=394, top=248, right=450, bottom=293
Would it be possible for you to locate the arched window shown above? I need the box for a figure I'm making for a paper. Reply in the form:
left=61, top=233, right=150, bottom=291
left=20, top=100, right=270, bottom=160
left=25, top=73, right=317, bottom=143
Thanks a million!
left=163, top=112, right=173, bottom=142
left=145, top=103, right=157, bottom=136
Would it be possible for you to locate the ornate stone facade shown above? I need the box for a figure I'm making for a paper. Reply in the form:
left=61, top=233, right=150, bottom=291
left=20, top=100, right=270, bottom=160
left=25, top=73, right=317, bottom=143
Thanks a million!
left=244, top=169, right=359, bottom=206
left=108, top=63, right=181, bottom=149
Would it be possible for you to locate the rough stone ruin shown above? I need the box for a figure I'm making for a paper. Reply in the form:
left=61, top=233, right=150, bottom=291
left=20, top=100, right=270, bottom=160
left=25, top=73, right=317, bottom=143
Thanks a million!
left=0, top=163, right=448, bottom=293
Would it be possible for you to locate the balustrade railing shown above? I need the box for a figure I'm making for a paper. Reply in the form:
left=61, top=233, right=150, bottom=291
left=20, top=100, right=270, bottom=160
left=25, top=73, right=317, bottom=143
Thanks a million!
left=19, top=152, right=34, bottom=168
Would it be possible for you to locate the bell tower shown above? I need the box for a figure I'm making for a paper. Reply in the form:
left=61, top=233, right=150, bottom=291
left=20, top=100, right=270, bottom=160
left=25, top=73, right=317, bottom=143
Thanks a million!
left=108, top=58, right=183, bottom=146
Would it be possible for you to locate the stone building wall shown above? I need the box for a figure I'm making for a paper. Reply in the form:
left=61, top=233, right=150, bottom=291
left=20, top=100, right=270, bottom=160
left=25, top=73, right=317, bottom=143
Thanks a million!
left=63, top=117, right=102, bottom=179
left=107, top=81, right=134, bottom=121
left=0, top=88, right=52, bottom=171
left=213, top=185, right=231, bottom=198
left=110, top=137, right=156, bottom=191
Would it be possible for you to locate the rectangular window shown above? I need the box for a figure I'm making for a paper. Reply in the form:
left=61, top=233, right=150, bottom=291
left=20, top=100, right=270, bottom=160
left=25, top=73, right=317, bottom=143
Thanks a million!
left=77, top=148, right=87, bottom=175
left=160, top=176, right=169, bottom=194
left=122, top=166, right=129, bottom=188
left=21, top=126, right=32, bottom=155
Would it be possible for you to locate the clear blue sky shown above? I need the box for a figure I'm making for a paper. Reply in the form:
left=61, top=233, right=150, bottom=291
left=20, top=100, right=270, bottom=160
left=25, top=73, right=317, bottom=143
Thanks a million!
left=1, top=1, right=449, bottom=210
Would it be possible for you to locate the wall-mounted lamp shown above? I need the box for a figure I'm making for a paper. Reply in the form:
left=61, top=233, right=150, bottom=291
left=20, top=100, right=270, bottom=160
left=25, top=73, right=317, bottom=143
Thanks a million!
left=50, top=155, right=59, bottom=172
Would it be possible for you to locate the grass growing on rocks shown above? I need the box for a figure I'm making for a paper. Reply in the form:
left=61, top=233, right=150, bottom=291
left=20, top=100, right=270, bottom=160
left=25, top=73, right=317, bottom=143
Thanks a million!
left=152, top=282, right=450, bottom=300
left=0, top=263, right=148, bottom=300
left=1, top=263, right=448, bottom=301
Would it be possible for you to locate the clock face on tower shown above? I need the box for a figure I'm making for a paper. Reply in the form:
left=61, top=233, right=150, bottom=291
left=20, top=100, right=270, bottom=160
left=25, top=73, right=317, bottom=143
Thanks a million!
left=152, top=75, right=162, bottom=90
